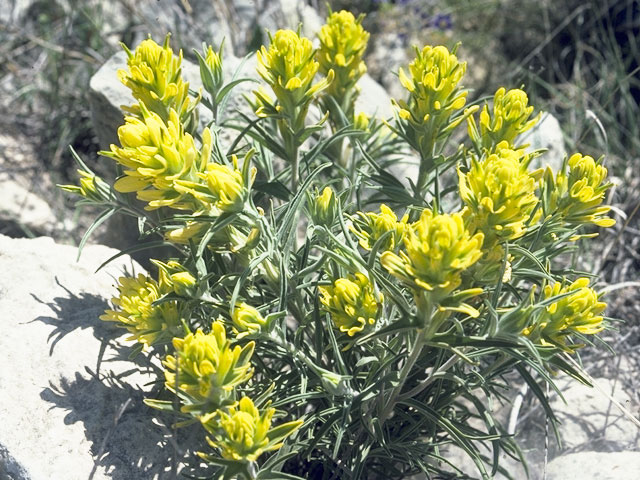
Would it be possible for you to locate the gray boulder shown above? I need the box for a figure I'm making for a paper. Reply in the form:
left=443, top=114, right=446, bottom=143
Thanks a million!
left=0, top=235, right=201, bottom=480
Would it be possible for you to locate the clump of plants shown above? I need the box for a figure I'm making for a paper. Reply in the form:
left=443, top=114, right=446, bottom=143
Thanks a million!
left=61, top=9, right=616, bottom=479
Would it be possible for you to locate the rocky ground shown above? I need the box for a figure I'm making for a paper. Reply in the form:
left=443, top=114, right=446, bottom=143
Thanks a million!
left=1, top=0, right=639, bottom=479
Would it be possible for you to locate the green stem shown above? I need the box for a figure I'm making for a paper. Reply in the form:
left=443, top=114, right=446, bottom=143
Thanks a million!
left=379, top=328, right=426, bottom=424
left=398, top=354, right=460, bottom=401
left=291, top=143, right=299, bottom=191
left=414, top=128, right=437, bottom=207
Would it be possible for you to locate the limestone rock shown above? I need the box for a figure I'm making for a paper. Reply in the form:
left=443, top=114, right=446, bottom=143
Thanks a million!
left=355, top=73, right=393, bottom=119
left=523, top=112, right=566, bottom=173
left=0, top=235, right=201, bottom=480
left=365, top=32, right=410, bottom=101
left=546, top=451, right=640, bottom=480
left=0, top=131, right=61, bottom=238
left=550, top=376, right=640, bottom=451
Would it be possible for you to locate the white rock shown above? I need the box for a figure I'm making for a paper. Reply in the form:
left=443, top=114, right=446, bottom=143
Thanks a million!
left=522, top=112, right=566, bottom=173
left=0, top=235, right=197, bottom=479
left=0, top=131, right=60, bottom=237
left=356, top=73, right=394, bottom=119
left=550, top=375, right=640, bottom=451
left=547, top=451, right=640, bottom=480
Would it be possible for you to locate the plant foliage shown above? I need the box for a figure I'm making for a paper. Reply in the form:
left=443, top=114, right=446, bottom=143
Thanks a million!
left=60, top=9, right=617, bottom=480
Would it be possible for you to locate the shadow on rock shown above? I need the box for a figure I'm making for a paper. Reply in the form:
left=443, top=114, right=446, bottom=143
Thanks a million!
left=34, top=278, right=214, bottom=479
left=40, top=370, right=198, bottom=480
left=31, top=276, right=117, bottom=351
left=32, top=276, right=159, bottom=375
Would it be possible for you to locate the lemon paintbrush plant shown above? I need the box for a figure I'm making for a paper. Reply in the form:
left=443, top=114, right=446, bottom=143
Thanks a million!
left=61, top=9, right=619, bottom=480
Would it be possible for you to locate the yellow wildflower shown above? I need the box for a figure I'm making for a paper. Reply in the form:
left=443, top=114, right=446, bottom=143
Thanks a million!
left=198, top=44, right=224, bottom=95
left=317, top=10, right=369, bottom=109
left=102, top=103, right=212, bottom=210
left=523, top=278, right=606, bottom=350
left=353, top=111, right=370, bottom=131
left=542, top=153, right=615, bottom=228
left=163, top=322, right=255, bottom=410
left=470, top=87, right=540, bottom=148
left=381, top=210, right=484, bottom=293
left=232, top=303, right=267, bottom=338
left=310, top=186, right=337, bottom=226
left=395, top=45, right=469, bottom=155
left=118, top=35, right=194, bottom=124
left=174, top=153, right=253, bottom=213
left=59, top=169, right=110, bottom=202
left=100, top=273, right=180, bottom=347
left=458, top=143, right=540, bottom=243
left=256, top=29, right=333, bottom=116
left=319, top=273, right=382, bottom=336
left=154, top=260, right=197, bottom=296
left=200, top=397, right=302, bottom=462
left=350, top=204, right=409, bottom=251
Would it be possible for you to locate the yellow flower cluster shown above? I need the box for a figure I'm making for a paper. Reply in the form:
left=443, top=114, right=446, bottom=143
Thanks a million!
left=396, top=45, right=468, bottom=154
left=469, top=87, right=540, bottom=149
left=317, top=10, right=369, bottom=108
left=154, top=259, right=197, bottom=296
left=458, top=143, right=540, bottom=243
left=100, top=273, right=180, bottom=347
left=310, top=186, right=338, bottom=226
left=232, top=302, right=267, bottom=338
left=543, top=153, right=615, bottom=228
left=523, top=278, right=606, bottom=350
left=319, top=273, right=382, bottom=336
left=163, top=322, right=255, bottom=410
left=103, top=103, right=212, bottom=210
left=198, top=44, right=224, bottom=95
left=118, top=35, right=195, bottom=125
left=381, top=210, right=484, bottom=294
left=59, top=169, right=109, bottom=202
left=200, top=396, right=302, bottom=462
left=174, top=154, right=253, bottom=214
left=256, top=29, right=333, bottom=116
left=351, top=204, right=409, bottom=251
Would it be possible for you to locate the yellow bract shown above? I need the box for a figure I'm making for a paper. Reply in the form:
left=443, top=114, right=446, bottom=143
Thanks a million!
left=154, top=259, right=197, bottom=296
left=543, top=153, right=615, bottom=228
left=395, top=44, right=469, bottom=156
left=458, top=143, right=540, bottom=243
left=163, top=322, right=255, bottom=409
left=353, top=111, right=370, bottom=131
left=58, top=169, right=107, bottom=202
left=471, top=87, right=540, bottom=148
left=381, top=210, right=484, bottom=293
left=174, top=154, right=252, bottom=214
left=200, top=397, right=302, bottom=462
left=397, top=45, right=467, bottom=122
left=118, top=35, right=194, bottom=124
left=310, top=186, right=337, bottom=226
left=319, top=273, right=382, bottom=336
left=232, top=303, right=267, bottom=338
left=524, top=278, right=606, bottom=350
left=317, top=10, right=369, bottom=102
left=256, top=29, right=333, bottom=113
left=104, top=104, right=212, bottom=210
left=100, top=273, right=180, bottom=347
left=351, top=204, right=409, bottom=251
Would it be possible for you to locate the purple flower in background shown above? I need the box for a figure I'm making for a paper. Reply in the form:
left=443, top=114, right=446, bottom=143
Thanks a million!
left=432, top=13, right=453, bottom=31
